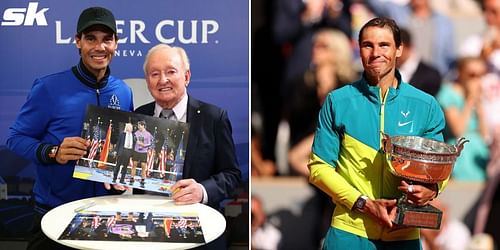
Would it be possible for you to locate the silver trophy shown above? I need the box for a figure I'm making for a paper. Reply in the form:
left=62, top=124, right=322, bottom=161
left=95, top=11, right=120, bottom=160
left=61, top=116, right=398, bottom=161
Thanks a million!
left=382, top=134, right=468, bottom=229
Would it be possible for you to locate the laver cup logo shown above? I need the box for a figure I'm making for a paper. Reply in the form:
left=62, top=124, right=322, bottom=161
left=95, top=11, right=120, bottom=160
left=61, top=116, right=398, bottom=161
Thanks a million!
left=55, top=19, right=220, bottom=45
left=1, top=2, right=49, bottom=26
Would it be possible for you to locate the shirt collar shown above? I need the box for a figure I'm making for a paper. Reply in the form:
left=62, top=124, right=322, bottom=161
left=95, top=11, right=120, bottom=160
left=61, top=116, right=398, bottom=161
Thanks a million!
left=356, top=70, right=403, bottom=103
left=71, top=59, right=111, bottom=89
left=154, top=93, right=188, bottom=122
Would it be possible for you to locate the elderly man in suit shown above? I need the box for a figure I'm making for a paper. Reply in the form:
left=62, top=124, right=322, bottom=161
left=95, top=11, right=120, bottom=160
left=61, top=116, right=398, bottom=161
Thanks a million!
left=135, top=44, right=241, bottom=248
left=113, top=122, right=135, bottom=184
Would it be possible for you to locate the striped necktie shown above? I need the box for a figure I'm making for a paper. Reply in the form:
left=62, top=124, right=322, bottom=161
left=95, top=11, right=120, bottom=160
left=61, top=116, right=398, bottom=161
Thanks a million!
left=160, top=109, right=176, bottom=120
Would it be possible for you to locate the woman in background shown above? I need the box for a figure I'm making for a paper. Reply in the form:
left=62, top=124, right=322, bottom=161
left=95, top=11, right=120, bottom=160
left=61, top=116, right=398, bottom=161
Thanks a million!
left=287, top=28, right=358, bottom=175
left=286, top=28, right=357, bottom=249
left=436, top=56, right=490, bottom=182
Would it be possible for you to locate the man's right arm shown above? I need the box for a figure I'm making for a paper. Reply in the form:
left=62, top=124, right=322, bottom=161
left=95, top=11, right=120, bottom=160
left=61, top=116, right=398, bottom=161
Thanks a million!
left=7, top=79, right=55, bottom=165
left=308, top=153, right=362, bottom=209
left=308, top=94, right=360, bottom=208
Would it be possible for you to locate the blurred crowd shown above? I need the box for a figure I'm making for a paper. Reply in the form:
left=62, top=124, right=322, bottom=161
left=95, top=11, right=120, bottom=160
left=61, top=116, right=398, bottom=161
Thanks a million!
left=251, top=0, right=500, bottom=249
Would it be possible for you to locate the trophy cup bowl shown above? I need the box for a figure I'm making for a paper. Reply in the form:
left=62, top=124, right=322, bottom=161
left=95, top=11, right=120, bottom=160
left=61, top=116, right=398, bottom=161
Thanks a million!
left=382, top=134, right=468, bottom=229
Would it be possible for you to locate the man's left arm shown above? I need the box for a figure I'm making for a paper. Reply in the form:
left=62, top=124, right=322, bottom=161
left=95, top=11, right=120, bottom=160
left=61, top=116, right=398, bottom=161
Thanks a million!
left=423, top=99, right=448, bottom=195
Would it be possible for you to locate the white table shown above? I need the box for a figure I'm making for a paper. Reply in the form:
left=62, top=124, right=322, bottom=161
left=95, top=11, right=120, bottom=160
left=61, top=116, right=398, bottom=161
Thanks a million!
left=41, top=194, right=226, bottom=249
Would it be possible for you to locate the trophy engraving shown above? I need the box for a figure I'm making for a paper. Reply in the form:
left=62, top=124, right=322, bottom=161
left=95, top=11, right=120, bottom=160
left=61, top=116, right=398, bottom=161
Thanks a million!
left=382, top=134, right=468, bottom=229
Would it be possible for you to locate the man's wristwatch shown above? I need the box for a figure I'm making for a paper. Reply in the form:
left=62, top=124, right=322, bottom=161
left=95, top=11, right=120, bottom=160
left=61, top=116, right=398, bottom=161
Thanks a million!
left=354, top=195, right=368, bottom=211
left=48, top=145, right=59, bottom=159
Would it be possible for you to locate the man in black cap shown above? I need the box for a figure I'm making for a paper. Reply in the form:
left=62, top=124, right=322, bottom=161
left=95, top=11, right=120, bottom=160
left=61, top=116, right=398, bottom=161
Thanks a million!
left=6, top=6, right=133, bottom=250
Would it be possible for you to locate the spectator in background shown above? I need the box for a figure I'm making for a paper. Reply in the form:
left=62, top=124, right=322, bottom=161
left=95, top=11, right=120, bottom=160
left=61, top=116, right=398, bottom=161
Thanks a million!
left=272, top=1, right=353, bottom=173
left=473, top=104, right=500, bottom=236
left=459, top=2, right=500, bottom=238
left=420, top=199, right=471, bottom=250
left=460, top=0, right=500, bottom=142
left=461, top=0, right=500, bottom=74
left=397, top=28, right=442, bottom=96
left=436, top=56, right=490, bottom=182
left=251, top=126, right=277, bottom=177
left=252, top=0, right=285, bottom=165
left=365, top=0, right=456, bottom=75
left=287, top=28, right=358, bottom=153
left=287, top=28, right=357, bottom=249
left=251, top=195, right=282, bottom=250
left=474, top=142, right=500, bottom=235
left=273, top=0, right=352, bottom=96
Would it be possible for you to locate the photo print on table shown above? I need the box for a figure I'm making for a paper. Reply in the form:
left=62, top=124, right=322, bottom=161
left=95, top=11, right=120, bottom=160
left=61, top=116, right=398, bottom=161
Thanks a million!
left=59, top=210, right=205, bottom=243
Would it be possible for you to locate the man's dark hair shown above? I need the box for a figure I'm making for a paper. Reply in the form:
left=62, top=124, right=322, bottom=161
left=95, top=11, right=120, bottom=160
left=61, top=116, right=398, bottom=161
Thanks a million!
left=138, top=120, right=146, bottom=126
left=76, top=26, right=118, bottom=56
left=358, top=17, right=401, bottom=47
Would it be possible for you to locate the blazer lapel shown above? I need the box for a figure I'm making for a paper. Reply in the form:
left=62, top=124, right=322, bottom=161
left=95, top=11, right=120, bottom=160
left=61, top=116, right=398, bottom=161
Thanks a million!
left=146, top=102, right=156, bottom=116
left=184, top=96, right=201, bottom=178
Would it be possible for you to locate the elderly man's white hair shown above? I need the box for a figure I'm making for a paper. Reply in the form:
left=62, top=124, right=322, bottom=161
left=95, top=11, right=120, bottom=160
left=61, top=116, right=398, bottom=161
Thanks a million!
left=142, top=44, right=190, bottom=74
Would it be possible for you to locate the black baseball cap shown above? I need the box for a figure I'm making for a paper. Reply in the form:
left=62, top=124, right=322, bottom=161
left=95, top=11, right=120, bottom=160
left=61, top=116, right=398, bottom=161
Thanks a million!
left=77, top=7, right=116, bottom=34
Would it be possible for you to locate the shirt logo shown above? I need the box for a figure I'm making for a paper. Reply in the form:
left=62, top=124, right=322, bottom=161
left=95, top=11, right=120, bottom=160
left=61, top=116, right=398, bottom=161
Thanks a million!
left=398, top=121, right=412, bottom=127
left=398, top=110, right=413, bottom=133
left=108, top=94, right=121, bottom=110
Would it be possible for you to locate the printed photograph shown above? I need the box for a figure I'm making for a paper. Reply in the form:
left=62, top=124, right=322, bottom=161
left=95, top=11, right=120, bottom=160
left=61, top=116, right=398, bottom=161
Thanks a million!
left=58, top=210, right=204, bottom=243
left=74, top=105, right=190, bottom=195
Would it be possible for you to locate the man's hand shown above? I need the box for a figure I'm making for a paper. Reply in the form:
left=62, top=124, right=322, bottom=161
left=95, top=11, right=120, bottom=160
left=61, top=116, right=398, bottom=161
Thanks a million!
left=56, top=137, right=89, bottom=164
left=363, top=198, right=398, bottom=228
left=398, top=180, right=437, bottom=206
left=170, top=179, right=203, bottom=205
left=104, top=182, right=131, bottom=192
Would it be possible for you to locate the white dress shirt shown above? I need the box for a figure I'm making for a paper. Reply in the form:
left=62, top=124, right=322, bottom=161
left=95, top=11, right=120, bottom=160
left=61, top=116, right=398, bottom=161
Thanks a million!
left=153, top=93, right=208, bottom=204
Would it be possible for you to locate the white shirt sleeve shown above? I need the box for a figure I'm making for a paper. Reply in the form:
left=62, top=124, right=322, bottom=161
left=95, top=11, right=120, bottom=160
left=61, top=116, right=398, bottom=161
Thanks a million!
left=198, top=183, right=208, bottom=204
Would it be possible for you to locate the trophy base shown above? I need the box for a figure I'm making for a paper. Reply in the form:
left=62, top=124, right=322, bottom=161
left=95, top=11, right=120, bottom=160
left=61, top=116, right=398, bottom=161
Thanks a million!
left=393, top=202, right=442, bottom=229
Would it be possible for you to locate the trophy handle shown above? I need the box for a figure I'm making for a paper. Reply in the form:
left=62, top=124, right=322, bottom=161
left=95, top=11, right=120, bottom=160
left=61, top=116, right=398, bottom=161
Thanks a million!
left=454, top=137, right=469, bottom=156
left=382, top=133, right=392, bottom=154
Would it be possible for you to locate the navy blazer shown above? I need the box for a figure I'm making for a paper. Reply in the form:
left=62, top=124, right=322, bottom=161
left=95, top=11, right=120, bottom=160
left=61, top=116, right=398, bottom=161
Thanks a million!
left=134, top=96, right=242, bottom=209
